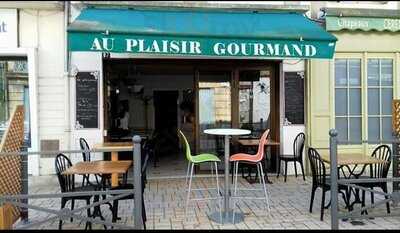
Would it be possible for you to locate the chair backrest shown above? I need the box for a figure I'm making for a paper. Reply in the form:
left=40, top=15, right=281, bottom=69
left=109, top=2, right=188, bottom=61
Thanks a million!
left=293, top=132, right=305, bottom=159
left=79, top=138, right=91, bottom=162
left=254, top=129, right=270, bottom=162
left=178, top=130, right=193, bottom=163
left=307, top=147, right=327, bottom=187
left=370, top=145, right=392, bottom=179
left=55, top=153, right=74, bottom=193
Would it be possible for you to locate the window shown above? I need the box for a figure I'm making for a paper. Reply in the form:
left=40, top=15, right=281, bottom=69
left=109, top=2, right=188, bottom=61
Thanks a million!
left=334, top=59, right=362, bottom=143
left=367, top=59, right=393, bottom=142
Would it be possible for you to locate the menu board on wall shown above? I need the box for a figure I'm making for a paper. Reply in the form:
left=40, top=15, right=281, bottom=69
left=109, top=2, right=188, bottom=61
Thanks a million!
left=75, top=71, right=99, bottom=129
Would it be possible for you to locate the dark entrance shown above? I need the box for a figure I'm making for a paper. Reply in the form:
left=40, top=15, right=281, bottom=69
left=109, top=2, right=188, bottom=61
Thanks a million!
left=152, top=90, right=180, bottom=166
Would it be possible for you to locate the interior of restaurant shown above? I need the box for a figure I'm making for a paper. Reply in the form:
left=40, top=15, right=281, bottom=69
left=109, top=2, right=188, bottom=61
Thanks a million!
left=102, top=58, right=280, bottom=176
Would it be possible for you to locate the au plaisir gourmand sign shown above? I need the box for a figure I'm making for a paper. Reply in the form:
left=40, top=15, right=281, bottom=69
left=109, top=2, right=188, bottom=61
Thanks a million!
left=68, top=33, right=336, bottom=59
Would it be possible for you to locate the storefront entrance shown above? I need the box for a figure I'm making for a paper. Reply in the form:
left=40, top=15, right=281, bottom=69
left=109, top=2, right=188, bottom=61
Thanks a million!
left=102, top=58, right=280, bottom=176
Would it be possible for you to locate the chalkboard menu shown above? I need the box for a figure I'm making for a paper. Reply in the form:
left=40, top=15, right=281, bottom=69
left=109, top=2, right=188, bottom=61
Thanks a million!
left=75, top=71, right=99, bottom=129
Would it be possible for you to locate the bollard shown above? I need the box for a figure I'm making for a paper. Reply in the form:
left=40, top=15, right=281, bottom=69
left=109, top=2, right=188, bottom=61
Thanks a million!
left=329, top=129, right=339, bottom=230
left=133, top=135, right=142, bottom=229
left=393, top=139, right=400, bottom=192
left=20, top=142, right=29, bottom=223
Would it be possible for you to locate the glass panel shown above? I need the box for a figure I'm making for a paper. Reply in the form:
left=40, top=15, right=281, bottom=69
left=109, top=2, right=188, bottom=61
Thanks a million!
left=381, top=59, right=393, bottom=86
left=348, top=59, right=361, bottom=86
left=335, top=59, right=347, bottom=86
left=368, top=117, right=380, bottom=142
left=368, top=88, right=380, bottom=115
left=198, top=70, right=231, bottom=156
left=367, top=59, right=379, bottom=86
left=336, top=117, right=348, bottom=142
left=349, top=117, right=361, bottom=143
left=349, top=88, right=361, bottom=115
left=382, top=88, right=393, bottom=115
left=335, top=88, right=347, bottom=116
left=382, top=117, right=393, bottom=140
left=239, top=70, right=270, bottom=137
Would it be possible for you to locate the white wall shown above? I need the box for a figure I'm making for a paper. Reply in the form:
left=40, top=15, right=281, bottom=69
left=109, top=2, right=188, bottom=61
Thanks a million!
left=18, top=9, right=66, bottom=175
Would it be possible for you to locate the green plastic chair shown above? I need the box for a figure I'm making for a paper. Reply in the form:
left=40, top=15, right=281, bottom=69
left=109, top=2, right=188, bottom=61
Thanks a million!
left=178, top=130, right=222, bottom=219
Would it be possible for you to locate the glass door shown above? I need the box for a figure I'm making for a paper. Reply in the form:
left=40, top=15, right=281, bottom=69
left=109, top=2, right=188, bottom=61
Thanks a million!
left=197, top=70, right=232, bottom=157
left=238, top=69, right=272, bottom=138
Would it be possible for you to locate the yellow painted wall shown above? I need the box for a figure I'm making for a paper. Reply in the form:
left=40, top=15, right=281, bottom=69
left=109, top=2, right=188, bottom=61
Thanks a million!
left=307, top=31, right=400, bottom=157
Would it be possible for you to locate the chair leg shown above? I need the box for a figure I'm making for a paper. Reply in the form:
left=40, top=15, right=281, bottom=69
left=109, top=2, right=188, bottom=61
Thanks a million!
left=59, top=198, right=67, bottom=230
left=214, top=162, right=222, bottom=222
left=232, top=161, right=239, bottom=223
left=276, top=158, right=281, bottom=178
left=284, top=161, right=288, bottom=182
left=112, top=200, right=119, bottom=222
left=309, top=186, right=316, bottom=213
left=300, top=162, right=306, bottom=181
left=184, top=163, right=195, bottom=219
left=142, top=197, right=147, bottom=230
left=258, top=162, right=271, bottom=213
left=294, top=161, right=298, bottom=178
left=70, top=199, right=75, bottom=222
left=85, top=199, right=92, bottom=230
left=382, top=185, right=390, bottom=214
left=185, top=161, right=191, bottom=185
left=320, top=189, right=326, bottom=221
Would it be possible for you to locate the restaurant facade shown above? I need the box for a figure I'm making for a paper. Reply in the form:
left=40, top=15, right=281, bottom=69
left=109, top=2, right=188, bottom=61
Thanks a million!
left=4, top=1, right=399, bottom=176
left=65, top=1, right=338, bottom=175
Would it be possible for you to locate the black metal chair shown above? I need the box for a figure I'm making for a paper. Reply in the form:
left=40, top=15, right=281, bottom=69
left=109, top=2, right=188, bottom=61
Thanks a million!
left=55, top=153, right=95, bottom=230
left=277, top=132, right=306, bottom=182
left=308, top=148, right=349, bottom=221
left=359, top=145, right=392, bottom=214
left=79, top=138, right=110, bottom=187
left=109, top=141, right=150, bottom=229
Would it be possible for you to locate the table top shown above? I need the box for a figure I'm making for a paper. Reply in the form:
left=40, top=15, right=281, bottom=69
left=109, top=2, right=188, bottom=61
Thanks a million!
left=62, top=160, right=132, bottom=175
left=204, top=128, right=251, bottom=136
left=93, top=142, right=134, bottom=151
left=238, top=139, right=280, bottom=146
left=321, top=153, right=386, bottom=166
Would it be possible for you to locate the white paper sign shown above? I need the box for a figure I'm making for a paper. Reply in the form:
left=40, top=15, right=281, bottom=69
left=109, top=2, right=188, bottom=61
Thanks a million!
left=0, top=9, right=17, bottom=48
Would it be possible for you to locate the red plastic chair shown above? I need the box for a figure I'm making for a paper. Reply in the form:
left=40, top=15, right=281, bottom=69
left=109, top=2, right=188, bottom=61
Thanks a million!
left=230, top=129, right=271, bottom=222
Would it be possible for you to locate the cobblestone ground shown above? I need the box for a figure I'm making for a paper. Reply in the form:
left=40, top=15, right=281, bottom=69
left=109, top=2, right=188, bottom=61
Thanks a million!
left=13, top=174, right=400, bottom=230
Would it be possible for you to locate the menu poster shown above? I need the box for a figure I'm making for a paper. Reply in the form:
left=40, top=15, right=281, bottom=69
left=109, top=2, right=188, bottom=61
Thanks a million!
left=75, top=71, right=99, bottom=129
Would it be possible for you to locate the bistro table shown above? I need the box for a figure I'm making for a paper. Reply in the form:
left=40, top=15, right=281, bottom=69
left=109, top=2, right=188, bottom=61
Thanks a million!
left=237, top=139, right=280, bottom=184
left=204, top=128, right=251, bottom=224
left=320, top=153, right=386, bottom=224
left=92, top=142, right=133, bottom=187
left=63, top=160, right=133, bottom=227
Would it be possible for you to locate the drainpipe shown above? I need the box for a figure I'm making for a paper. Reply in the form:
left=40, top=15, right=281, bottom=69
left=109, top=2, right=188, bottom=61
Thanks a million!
left=64, top=1, right=71, bottom=151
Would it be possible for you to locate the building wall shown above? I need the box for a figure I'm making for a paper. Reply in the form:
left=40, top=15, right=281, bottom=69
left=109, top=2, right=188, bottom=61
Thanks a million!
left=307, top=31, right=400, bottom=156
left=18, top=8, right=66, bottom=174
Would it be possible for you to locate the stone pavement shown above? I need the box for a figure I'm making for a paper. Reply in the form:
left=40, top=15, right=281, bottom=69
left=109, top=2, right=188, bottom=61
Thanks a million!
left=13, top=174, right=400, bottom=230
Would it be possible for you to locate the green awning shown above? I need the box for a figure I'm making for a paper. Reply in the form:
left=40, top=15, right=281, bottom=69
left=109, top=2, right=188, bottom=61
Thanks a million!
left=68, top=8, right=337, bottom=59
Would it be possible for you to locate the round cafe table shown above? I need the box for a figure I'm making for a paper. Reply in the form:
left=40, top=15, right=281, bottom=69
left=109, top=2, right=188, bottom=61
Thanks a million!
left=204, top=128, right=251, bottom=224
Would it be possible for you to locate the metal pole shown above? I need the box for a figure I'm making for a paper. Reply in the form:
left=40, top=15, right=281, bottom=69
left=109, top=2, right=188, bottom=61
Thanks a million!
left=329, top=129, right=339, bottom=230
left=392, top=138, right=400, bottom=192
left=20, top=142, right=29, bottom=223
left=133, top=135, right=142, bottom=229
left=224, top=135, right=229, bottom=219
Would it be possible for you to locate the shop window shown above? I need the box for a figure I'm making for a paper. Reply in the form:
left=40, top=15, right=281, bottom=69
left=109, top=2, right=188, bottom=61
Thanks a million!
left=284, top=72, right=304, bottom=125
left=334, top=59, right=362, bottom=143
left=0, top=59, right=30, bottom=144
left=367, top=59, right=393, bottom=142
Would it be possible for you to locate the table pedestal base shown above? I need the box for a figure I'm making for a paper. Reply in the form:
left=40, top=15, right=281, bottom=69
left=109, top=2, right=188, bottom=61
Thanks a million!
left=208, top=211, right=244, bottom=224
